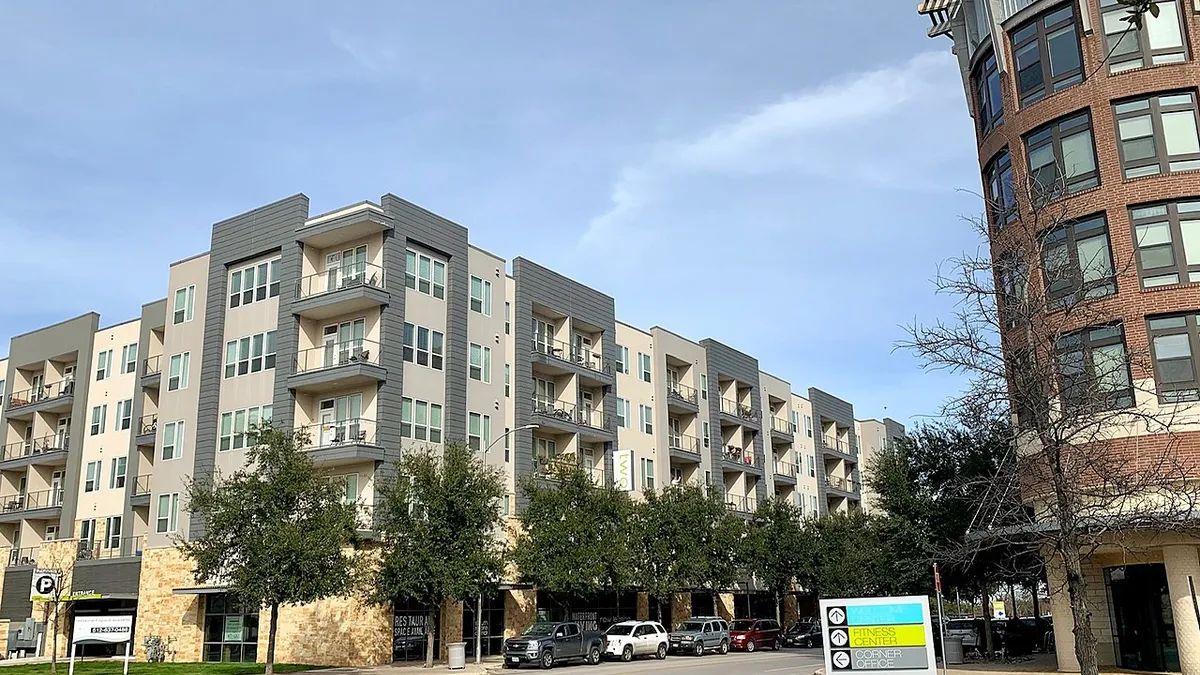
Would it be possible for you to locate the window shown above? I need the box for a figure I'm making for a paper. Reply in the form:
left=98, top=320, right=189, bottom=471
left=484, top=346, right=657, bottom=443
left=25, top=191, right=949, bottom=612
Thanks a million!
left=639, top=404, right=653, bottom=434
left=116, top=399, right=133, bottom=431
left=789, top=410, right=798, bottom=433
left=1041, top=214, right=1115, bottom=306
left=985, top=150, right=1016, bottom=227
left=700, top=373, right=707, bottom=400
left=1025, top=111, right=1099, bottom=197
left=79, top=519, right=95, bottom=545
left=46, top=525, right=57, bottom=541
left=223, top=331, right=277, bottom=379
left=808, top=455, right=816, bottom=478
left=1114, top=92, right=1200, bottom=179
left=1132, top=199, right=1200, bottom=287
left=974, top=48, right=1003, bottom=134
left=641, top=458, right=655, bottom=491
left=405, top=249, right=446, bottom=299
left=168, top=352, right=191, bottom=390
left=638, top=352, right=651, bottom=382
left=220, top=405, right=272, bottom=451
left=504, top=302, right=511, bottom=335
left=105, top=516, right=122, bottom=549
left=468, top=412, right=491, bottom=452
left=504, top=427, right=511, bottom=462
left=1011, top=4, right=1083, bottom=106
left=533, top=377, right=557, bottom=409
left=1146, top=313, right=1200, bottom=402
left=470, top=276, right=492, bottom=315
left=805, top=415, right=813, bottom=437
left=163, top=421, right=184, bottom=460
left=110, top=457, right=127, bottom=489
left=332, top=474, right=359, bottom=505
left=95, top=349, right=112, bottom=380
left=1100, top=0, right=1187, bottom=74
left=615, top=346, right=629, bottom=375
left=402, top=323, right=445, bottom=371
left=615, top=398, right=629, bottom=428
left=401, top=398, right=443, bottom=443
left=469, top=344, right=491, bottom=383
left=228, top=258, right=280, bottom=309
left=90, top=404, right=107, bottom=436
left=504, top=364, right=511, bottom=397
left=84, top=461, right=102, bottom=492
left=119, top=343, right=138, bottom=375
left=1056, top=324, right=1134, bottom=411
left=811, top=495, right=819, bottom=513
left=156, top=493, right=180, bottom=533
left=202, top=594, right=260, bottom=663
left=173, top=285, right=196, bottom=324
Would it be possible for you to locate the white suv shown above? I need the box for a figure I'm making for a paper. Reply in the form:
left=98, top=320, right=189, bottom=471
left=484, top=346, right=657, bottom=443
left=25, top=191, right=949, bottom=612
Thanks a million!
left=604, top=620, right=669, bottom=661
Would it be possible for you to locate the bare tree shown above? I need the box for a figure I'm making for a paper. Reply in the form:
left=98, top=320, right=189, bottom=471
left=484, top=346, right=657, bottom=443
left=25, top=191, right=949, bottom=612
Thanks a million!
left=900, top=165, right=1200, bottom=674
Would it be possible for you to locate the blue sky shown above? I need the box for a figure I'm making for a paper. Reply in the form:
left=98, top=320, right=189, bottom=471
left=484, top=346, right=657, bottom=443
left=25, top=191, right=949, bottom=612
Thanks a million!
left=0, top=1, right=985, bottom=426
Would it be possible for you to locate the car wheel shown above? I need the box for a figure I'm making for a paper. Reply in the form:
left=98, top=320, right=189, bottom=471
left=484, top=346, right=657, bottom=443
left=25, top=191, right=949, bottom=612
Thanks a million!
left=803, top=637, right=812, bottom=649
left=541, top=650, right=554, bottom=669
left=719, top=640, right=729, bottom=655
left=657, top=643, right=668, bottom=660
left=693, top=641, right=705, bottom=657
left=774, top=638, right=781, bottom=651
left=746, top=639, right=756, bottom=653
left=622, top=645, right=634, bottom=662
left=588, top=646, right=602, bottom=665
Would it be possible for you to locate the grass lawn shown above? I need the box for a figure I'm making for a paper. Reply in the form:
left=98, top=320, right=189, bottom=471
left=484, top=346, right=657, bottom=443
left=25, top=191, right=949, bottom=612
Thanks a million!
left=0, top=663, right=323, bottom=674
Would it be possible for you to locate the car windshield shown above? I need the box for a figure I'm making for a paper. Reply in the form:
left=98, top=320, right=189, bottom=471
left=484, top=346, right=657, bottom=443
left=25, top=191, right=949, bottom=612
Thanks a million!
left=677, top=621, right=705, bottom=632
left=786, top=622, right=811, bottom=635
left=523, top=624, right=557, bottom=636
left=731, top=620, right=756, bottom=631
left=946, top=620, right=974, bottom=630
left=606, top=625, right=634, bottom=636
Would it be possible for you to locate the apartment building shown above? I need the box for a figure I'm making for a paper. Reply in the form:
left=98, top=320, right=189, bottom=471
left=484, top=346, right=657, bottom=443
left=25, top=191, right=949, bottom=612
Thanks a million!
left=0, top=192, right=898, bottom=666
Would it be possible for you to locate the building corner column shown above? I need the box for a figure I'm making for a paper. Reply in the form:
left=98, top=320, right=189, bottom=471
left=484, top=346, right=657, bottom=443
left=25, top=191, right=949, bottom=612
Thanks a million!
left=670, top=592, right=692, bottom=628
left=715, top=593, right=734, bottom=621
left=1164, top=545, right=1200, bottom=675
left=1044, top=552, right=1081, bottom=673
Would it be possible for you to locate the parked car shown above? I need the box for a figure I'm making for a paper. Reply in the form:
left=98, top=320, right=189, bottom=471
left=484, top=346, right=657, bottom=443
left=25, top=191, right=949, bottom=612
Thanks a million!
left=603, top=620, right=669, bottom=661
left=668, top=616, right=730, bottom=656
left=783, top=619, right=823, bottom=648
left=943, top=618, right=979, bottom=651
left=503, top=622, right=605, bottom=668
left=729, top=618, right=782, bottom=652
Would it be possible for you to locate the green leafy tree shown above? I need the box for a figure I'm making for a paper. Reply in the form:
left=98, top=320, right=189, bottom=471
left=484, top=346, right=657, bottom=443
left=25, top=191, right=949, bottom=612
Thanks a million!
left=744, top=498, right=812, bottom=622
left=512, top=459, right=636, bottom=609
left=810, top=512, right=931, bottom=600
left=372, top=443, right=507, bottom=667
left=181, top=425, right=359, bottom=675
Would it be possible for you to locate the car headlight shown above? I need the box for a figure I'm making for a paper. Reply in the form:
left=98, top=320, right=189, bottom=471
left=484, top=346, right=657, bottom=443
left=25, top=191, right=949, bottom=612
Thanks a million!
left=526, top=640, right=539, bottom=649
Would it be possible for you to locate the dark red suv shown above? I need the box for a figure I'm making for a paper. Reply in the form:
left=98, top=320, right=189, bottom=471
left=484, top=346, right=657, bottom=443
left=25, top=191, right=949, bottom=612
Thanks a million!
left=729, top=618, right=782, bottom=652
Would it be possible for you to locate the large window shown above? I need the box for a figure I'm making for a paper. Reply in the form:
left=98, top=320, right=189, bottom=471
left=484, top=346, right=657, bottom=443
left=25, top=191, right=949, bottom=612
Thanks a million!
left=228, top=258, right=280, bottom=309
left=405, top=249, right=446, bottom=299
left=1132, top=199, right=1200, bottom=287
left=84, top=461, right=101, bottom=493
left=223, top=331, right=277, bottom=378
left=973, top=48, right=1003, bottom=135
left=219, top=405, right=273, bottom=451
left=1147, top=313, right=1200, bottom=402
left=162, top=421, right=184, bottom=460
left=1025, top=111, right=1099, bottom=197
left=90, top=404, right=107, bottom=436
left=95, top=349, right=112, bottom=381
left=470, top=276, right=492, bottom=316
left=984, top=149, right=1016, bottom=227
left=1056, top=324, right=1134, bottom=411
left=203, top=594, right=259, bottom=663
left=168, top=352, right=191, bottom=391
left=1114, top=92, right=1200, bottom=179
left=156, top=493, right=179, bottom=533
left=468, top=412, right=491, bottom=452
left=403, top=323, right=444, bottom=370
left=639, top=404, right=653, bottom=434
left=173, top=285, right=195, bottom=324
left=1041, top=213, right=1116, bottom=306
left=1011, top=3, right=1083, bottom=106
left=469, top=344, right=491, bottom=383
left=121, top=343, right=138, bottom=374
left=116, top=399, right=133, bottom=431
left=1100, top=0, right=1187, bottom=73
left=401, top=398, right=443, bottom=443
left=110, top=457, right=127, bottom=490
left=997, top=254, right=1028, bottom=326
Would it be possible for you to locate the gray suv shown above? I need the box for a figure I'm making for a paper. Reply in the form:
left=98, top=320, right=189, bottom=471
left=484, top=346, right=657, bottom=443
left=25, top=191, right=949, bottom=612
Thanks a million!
left=668, top=616, right=730, bottom=656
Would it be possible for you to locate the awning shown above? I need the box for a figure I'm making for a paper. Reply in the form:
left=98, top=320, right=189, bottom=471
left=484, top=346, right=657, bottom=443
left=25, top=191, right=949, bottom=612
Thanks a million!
left=928, top=14, right=956, bottom=37
left=172, top=586, right=230, bottom=595
left=916, top=0, right=955, bottom=14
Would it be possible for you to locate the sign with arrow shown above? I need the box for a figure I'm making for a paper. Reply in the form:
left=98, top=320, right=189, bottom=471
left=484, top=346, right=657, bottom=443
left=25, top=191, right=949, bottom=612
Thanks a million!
left=819, top=596, right=936, bottom=675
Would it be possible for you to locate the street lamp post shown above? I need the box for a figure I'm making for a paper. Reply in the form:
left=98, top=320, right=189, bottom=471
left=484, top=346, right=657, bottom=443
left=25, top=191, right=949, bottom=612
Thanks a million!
left=475, top=423, right=536, bottom=663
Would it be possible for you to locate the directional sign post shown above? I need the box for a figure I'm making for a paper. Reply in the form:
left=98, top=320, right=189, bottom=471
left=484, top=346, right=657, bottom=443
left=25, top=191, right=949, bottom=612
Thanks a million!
left=820, top=596, right=936, bottom=675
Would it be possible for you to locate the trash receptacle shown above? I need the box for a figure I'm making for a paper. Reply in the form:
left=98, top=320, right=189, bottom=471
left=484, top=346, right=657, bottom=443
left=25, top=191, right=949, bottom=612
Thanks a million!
left=944, top=636, right=965, bottom=665
left=448, top=642, right=467, bottom=670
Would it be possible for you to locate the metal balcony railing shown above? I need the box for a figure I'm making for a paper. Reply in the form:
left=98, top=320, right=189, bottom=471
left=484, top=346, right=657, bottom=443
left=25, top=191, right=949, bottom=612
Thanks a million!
left=533, top=455, right=605, bottom=485
left=530, top=399, right=614, bottom=432
left=138, top=415, right=158, bottom=436
left=725, top=495, right=758, bottom=513
left=668, top=434, right=701, bottom=454
left=666, top=383, right=698, bottom=405
left=774, top=461, right=797, bottom=478
left=133, top=475, right=152, bottom=496
left=294, top=418, right=378, bottom=450
left=1, top=434, right=70, bottom=462
left=771, top=417, right=791, bottom=435
left=825, top=476, right=862, bottom=494
left=822, top=435, right=852, bottom=455
left=0, top=489, right=65, bottom=513
left=722, top=445, right=762, bottom=467
left=7, top=379, right=75, bottom=409
left=532, top=338, right=612, bottom=375
left=7, top=547, right=38, bottom=568
left=143, top=355, right=162, bottom=376
left=294, top=340, right=381, bottom=374
left=76, top=535, right=145, bottom=561
left=719, top=398, right=759, bottom=422
left=295, top=263, right=386, bottom=300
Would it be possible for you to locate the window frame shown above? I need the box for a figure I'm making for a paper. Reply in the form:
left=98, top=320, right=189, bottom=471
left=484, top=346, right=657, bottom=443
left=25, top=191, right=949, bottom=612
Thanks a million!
left=120, top=343, right=139, bottom=374
left=162, top=420, right=184, bottom=461
left=1113, top=91, right=1200, bottom=179
left=96, top=349, right=112, bottom=381
left=984, top=149, right=1017, bottom=228
left=116, top=398, right=133, bottom=431
left=469, top=343, right=491, bottom=383
left=110, top=457, right=127, bottom=490
left=639, top=404, right=653, bottom=434
left=470, top=276, right=492, bottom=316
left=1024, top=110, right=1100, bottom=198
left=90, top=404, right=107, bottom=436
left=1100, top=0, right=1188, bottom=74
left=1055, top=323, right=1135, bottom=411
left=405, top=249, right=446, bottom=299
left=105, top=515, right=122, bottom=549
left=1040, top=213, right=1116, bottom=307
left=973, top=47, right=1004, bottom=135
left=638, top=352, right=651, bottom=383
left=174, top=285, right=196, bottom=324
left=1131, top=198, right=1200, bottom=288
left=1010, top=3, right=1084, bottom=107
left=84, top=460, right=102, bottom=492
left=156, top=493, right=179, bottom=533
left=403, top=322, right=445, bottom=371
left=1147, top=313, right=1200, bottom=402
left=468, top=412, right=491, bottom=452
left=168, top=352, right=191, bottom=391
left=615, top=346, right=629, bottom=375
left=641, top=458, right=655, bottom=491
left=228, top=258, right=280, bottom=309
left=401, top=397, right=444, bottom=443
left=615, top=398, right=628, bottom=428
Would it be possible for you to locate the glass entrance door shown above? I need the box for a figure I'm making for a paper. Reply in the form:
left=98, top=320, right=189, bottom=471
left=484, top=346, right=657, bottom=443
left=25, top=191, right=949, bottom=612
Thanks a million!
left=1106, top=564, right=1179, bottom=672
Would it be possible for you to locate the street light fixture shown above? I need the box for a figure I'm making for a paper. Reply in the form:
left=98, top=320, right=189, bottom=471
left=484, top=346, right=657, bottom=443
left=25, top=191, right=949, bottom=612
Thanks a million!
left=483, top=423, right=536, bottom=454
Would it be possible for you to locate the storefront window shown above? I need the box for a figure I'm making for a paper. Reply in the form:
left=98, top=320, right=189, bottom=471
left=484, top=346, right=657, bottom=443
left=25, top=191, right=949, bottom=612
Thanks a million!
left=203, top=594, right=259, bottom=663
left=462, top=593, right=506, bottom=658
left=394, top=598, right=439, bottom=663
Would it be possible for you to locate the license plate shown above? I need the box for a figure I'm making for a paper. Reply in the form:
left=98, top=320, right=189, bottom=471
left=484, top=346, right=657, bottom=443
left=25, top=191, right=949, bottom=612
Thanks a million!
left=509, top=657, right=519, bottom=663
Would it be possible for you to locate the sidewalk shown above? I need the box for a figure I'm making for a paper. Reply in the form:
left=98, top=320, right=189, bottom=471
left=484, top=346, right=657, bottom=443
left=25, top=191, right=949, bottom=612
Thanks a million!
left=310, top=657, right=505, bottom=675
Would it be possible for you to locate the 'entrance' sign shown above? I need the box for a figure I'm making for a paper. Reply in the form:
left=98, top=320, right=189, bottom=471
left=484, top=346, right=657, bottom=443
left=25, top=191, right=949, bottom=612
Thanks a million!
left=820, top=596, right=936, bottom=675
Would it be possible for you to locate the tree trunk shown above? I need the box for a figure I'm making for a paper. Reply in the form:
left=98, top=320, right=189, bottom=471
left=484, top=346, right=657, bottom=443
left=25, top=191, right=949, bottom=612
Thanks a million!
left=1031, top=581, right=1041, bottom=619
left=266, top=602, right=279, bottom=675
left=1058, top=534, right=1099, bottom=675
left=980, top=589, right=994, bottom=657
left=425, top=605, right=436, bottom=668
left=48, top=603, right=57, bottom=675
left=775, top=590, right=781, bottom=623
left=1009, top=581, right=1019, bottom=619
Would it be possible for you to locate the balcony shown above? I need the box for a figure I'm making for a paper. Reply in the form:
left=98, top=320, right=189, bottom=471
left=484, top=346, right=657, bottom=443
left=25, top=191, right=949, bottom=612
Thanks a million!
left=668, top=434, right=702, bottom=463
left=293, top=265, right=388, bottom=320
left=665, top=383, right=699, bottom=414
left=289, top=340, right=385, bottom=394
left=717, top=397, right=760, bottom=427
left=825, top=475, right=862, bottom=496
left=76, top=535, right=145, bottom=561
left=769, top=417, right=793, bottom=442
left=6, top=547, right=39, bottom=568
left=5, top=379, right=75, bottom=418
left=136, top=415, right=157, bottom=447
left=725, top=494, right=758, bottom=515
left=131, top=475, right=152, bottom=507
left=721, top=445, right=763, bottom=473
left=0, top=489, right=65, bottom=523
left=295, top=418, right=387, bottom=468
left=821, top=435, right=856, bottom=460
left=530, top=398, right=616, bottom=442
left=0, top=436, right=69, bottom=469
left=773, top=460, right=798, bottom=485
left=297, top=201, right=393, bottom=249
left=141, top=355, right=162, bottom=389
left=533, top=454, right=606, bottom=487
left=530, top=339, right=614, bottom=387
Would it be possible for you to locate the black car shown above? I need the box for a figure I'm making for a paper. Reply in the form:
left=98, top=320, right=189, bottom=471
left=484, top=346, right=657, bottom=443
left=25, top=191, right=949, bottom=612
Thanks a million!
left=783, top=620, right=823, bottom=649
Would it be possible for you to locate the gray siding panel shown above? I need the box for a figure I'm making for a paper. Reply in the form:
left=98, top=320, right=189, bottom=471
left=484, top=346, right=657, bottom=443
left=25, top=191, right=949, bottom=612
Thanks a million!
left=700, top=339, right=765, bottom=504
left=0, top=569, right=33, bottom=620
left=809, top=387, right=857, bottom=513
left=124, top=299, right=166, bottom=533
left=73, top=559, right=141, bottom=596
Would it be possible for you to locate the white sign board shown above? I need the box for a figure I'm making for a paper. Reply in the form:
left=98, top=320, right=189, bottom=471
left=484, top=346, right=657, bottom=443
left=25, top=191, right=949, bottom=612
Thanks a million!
left=613, top=450, right=633, bottom=491
left=820, top=595, right=936, bottom=675
left=30, top=569, right=61, bottom=602
left=73, top=615, right=133, bottom=644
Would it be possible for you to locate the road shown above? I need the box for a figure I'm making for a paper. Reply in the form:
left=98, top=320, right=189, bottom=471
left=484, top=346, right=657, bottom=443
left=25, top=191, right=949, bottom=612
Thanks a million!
left=590, top=648, right=825, bottom=675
